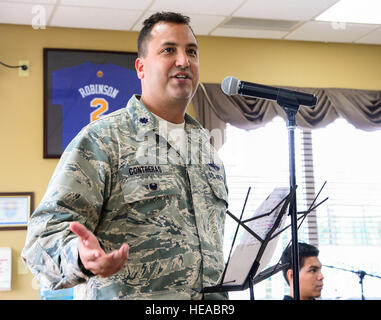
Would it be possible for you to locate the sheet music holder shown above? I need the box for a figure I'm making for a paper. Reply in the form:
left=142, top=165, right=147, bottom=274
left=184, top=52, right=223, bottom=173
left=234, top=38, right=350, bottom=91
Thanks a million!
left=252, top=262, right=290, bottom=285
left=202, top=187, right=294, bottom=295
left=202, top=182, right=328, bottom=298
left=250, top=181, right=329, bottom=290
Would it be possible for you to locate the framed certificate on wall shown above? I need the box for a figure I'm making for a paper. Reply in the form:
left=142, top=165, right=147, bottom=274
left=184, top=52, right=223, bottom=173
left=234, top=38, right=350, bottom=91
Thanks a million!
left=43, top=48, right=141, bottom=158
left=0, top=193, right=34, bottom=230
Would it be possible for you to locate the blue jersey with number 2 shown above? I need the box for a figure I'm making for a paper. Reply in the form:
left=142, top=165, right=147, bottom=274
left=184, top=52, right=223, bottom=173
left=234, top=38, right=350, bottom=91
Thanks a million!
left=52, top=62, right=140, bottom=150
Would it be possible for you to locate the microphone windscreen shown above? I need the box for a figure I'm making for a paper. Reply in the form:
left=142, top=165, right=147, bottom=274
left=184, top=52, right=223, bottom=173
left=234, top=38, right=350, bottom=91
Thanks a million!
left=221, top=76, right=239, bottom=96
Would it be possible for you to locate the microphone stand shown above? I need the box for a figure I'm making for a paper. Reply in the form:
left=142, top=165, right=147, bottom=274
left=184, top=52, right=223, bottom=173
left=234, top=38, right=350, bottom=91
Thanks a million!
left=324, top=265, right=381, bottom=300
left=221, top=76, right=319, bottom=300
left=277, top=95, right=301, bottom=300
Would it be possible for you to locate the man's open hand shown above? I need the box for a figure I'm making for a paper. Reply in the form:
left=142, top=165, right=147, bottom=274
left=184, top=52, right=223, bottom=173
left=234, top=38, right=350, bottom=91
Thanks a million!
left=70, top=222, right=129, bottom=278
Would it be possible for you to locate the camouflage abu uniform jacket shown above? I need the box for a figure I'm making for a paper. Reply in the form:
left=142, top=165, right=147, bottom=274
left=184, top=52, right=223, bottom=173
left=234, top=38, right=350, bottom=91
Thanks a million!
left=22, top=95, right=228, bottom=300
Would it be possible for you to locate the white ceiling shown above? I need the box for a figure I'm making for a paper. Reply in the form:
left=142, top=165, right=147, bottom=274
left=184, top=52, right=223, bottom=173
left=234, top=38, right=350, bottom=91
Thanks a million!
left=1, top=0, right=381, bottom=45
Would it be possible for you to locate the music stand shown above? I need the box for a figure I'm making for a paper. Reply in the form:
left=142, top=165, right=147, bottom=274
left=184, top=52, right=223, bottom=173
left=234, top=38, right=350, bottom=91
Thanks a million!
left=202, top=187, right=293, bottom=299
left=202, top=182, right=328, bottom=300
left=252, top=262, right=290, bottom=286
left=252, top=182, right=329, bottom=291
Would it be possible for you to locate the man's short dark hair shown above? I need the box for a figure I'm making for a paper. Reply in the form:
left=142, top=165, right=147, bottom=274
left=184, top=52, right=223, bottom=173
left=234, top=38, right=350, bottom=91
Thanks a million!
left=280, top=242, right=319, bottom=284
left=137, top=11, right=195, bottom=57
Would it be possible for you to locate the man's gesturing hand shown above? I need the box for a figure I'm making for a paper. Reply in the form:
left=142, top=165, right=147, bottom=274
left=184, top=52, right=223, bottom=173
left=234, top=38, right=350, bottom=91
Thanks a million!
left=70, top=222, right=129, bottom=278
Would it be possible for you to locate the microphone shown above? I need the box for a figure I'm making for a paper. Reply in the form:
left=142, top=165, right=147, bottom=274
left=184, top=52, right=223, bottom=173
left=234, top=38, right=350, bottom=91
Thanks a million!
left=221, top=76, right=317, bottom=107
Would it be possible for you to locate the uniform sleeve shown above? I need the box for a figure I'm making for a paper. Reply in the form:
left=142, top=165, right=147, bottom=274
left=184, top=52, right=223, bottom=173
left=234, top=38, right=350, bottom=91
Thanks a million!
left=21, top=125, right=113, bottom=290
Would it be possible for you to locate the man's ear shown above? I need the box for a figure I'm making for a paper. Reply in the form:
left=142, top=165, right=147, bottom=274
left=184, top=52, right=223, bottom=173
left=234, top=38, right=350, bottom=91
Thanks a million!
left=286, top=269, right=293, bottom=285
left=135, top=57, right=144, bottom=79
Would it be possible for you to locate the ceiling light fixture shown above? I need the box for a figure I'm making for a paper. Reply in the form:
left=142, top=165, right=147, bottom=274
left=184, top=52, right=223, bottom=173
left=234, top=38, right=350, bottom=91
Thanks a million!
left=316, top=0, right=381, bottom=25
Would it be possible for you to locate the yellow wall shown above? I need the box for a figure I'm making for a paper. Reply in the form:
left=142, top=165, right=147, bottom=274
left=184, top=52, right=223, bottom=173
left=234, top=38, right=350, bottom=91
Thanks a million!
left=0, top=23, right=380, bottom=300
left=198, top=36, right=381, bottom=90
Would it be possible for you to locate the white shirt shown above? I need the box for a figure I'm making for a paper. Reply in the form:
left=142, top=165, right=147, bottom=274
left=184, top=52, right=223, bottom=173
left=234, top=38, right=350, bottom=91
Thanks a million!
left=152, top=113, right=187, bottom=162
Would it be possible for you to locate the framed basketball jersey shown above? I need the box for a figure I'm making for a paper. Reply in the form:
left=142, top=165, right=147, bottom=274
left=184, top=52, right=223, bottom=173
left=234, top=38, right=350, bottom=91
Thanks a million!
left=44, top=49, right=140, bottom=158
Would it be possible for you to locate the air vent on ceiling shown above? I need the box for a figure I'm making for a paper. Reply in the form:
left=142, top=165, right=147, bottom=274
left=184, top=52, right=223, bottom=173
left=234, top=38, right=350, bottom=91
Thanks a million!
left=221, top=17, right=300, bottom=31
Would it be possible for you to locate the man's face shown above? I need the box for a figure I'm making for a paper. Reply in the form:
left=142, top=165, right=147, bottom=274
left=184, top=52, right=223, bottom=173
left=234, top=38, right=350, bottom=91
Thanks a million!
left=299, top=256, right=324, bottom=300
left=136, top=22, right=199, bottom=107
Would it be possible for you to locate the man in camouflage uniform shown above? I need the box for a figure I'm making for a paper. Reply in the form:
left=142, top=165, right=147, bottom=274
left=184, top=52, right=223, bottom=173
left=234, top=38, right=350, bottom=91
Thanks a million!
left=22, top=12, right=228, bottom=300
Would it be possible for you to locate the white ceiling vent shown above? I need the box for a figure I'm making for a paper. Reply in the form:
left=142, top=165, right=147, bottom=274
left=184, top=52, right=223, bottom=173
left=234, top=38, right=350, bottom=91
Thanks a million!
left=221, top=17, right=300, bottom=31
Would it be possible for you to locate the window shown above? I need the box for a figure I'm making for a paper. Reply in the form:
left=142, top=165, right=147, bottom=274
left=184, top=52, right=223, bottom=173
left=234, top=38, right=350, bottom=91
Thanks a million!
left=219, top=117, right=381, bottom=300
left=313, top=118, right=381, bottom=300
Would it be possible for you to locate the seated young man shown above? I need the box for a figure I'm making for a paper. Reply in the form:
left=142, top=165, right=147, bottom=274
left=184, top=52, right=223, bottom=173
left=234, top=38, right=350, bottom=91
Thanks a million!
left=280, top=242, right=324, bottom=300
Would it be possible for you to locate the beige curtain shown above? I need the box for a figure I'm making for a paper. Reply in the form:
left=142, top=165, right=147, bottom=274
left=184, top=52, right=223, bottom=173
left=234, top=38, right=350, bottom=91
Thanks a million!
left=193, top=84, right=381, bottom=248
left=192, top=83, right=381, bottom=136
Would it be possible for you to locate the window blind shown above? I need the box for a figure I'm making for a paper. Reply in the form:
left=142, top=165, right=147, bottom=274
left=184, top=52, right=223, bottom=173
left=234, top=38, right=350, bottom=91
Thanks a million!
left=219, top=117, right=381, bottom=299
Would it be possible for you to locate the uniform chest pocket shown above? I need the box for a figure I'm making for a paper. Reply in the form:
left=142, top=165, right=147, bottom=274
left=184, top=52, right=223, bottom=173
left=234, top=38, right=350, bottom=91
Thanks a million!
left=121, top=176, right=181, bottom=202
left=120, top=175, right=182, bottom=220
left=202, top=165, right=229, bottom=238
left=204, top=167, right=229, bottom=207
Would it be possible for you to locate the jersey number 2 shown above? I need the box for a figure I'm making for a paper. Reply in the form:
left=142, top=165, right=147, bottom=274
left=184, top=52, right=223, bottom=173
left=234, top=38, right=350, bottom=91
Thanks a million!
left=90, top=98, right=109, bottom=122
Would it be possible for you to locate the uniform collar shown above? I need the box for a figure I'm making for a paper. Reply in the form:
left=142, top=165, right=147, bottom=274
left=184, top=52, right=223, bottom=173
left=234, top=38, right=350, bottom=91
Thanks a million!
left=126, top=94, right=157, bottom=135
left=126, top=94, right=208, bottom=137
left=125, top=95, right=219, bottom=166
